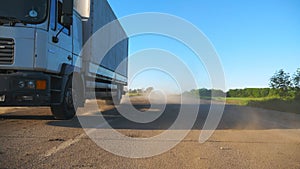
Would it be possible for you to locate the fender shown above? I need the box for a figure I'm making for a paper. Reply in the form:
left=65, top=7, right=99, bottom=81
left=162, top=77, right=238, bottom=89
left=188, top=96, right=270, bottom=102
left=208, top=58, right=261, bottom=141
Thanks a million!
left=52, top=63, right=85, bottom=105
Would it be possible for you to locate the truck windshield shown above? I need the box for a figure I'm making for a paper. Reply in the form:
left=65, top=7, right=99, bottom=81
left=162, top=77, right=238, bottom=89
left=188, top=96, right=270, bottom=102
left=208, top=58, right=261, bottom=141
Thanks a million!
left=0, top=0, right=48, bottom=25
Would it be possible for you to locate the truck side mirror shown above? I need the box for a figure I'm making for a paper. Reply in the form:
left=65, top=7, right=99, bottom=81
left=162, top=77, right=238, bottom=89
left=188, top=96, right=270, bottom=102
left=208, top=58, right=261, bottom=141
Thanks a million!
left=61, top=0, right=73, bottom=27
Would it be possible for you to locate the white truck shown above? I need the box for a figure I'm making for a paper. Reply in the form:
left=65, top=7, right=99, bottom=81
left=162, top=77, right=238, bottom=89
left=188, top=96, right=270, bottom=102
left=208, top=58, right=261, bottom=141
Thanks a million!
left=0, top=0, right=128, bottom=119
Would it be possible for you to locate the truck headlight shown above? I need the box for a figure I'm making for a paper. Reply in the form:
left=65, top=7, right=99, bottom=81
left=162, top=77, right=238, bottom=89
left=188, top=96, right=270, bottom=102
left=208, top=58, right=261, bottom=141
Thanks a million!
left=27, top=81, right=36, bottom=89
left=18, top=81, right=25, bottom=88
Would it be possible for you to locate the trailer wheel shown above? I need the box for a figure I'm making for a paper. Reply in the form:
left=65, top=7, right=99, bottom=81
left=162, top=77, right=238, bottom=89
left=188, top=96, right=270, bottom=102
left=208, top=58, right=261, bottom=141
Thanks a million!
left=51, top=78, right=78, bottom=120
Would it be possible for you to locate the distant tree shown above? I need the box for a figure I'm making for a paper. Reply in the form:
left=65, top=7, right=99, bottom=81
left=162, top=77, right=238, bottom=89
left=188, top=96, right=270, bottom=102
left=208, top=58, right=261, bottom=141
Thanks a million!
left=137, top=88, right=144, bottom=94
left=293, top=68, right=300, bottom=99
left=199, top=88, right=211, bottom=97
left=212, top=89, right=226, bottom=97
left=260, top=88, right=271, bottom=97
left=293, top=68, right=300, bottom=89
left=145, top=87, right=154, bottom=94
left=269, top=69, right=292, bottom=97
left=185, top=88, right=225, bottom=99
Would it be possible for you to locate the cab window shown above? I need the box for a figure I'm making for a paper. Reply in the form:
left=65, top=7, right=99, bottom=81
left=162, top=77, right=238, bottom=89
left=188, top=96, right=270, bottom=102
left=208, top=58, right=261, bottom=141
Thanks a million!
left=50, top=0, right=70, bottom=35
left=58, top=1, right=70, bottom=35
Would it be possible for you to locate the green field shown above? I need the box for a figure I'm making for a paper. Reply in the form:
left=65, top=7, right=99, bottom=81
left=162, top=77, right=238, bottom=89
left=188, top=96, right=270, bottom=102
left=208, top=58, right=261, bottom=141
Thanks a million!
left=223, top=97, right=300, bottom=114
left=221, top=97, right=268, bottom=105
left=127, top=93, right=143, bottom=97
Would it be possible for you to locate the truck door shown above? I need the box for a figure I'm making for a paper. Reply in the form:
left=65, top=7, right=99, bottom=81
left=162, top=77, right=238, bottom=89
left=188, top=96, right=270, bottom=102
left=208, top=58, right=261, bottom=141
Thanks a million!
left=47, top=0, right=73, bottom=73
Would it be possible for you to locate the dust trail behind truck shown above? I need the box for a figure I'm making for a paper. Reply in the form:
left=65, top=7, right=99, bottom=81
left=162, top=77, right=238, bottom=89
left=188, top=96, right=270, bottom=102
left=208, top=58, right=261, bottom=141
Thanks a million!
left=0, top=0, right=128, bottom=119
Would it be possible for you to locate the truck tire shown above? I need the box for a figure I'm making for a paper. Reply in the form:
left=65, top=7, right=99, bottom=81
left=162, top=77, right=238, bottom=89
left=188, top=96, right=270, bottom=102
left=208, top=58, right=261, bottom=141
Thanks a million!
left=51, top=78, right=78, bottom=120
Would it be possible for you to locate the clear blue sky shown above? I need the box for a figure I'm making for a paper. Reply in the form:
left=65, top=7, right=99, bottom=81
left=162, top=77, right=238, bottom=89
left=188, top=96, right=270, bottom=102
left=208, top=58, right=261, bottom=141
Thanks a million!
left=108, top=0, right=300, bottom=91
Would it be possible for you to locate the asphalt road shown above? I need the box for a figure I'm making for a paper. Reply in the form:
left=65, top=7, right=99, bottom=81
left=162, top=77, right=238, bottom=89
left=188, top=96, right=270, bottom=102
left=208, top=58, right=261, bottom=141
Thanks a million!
left=0, top=96, right=300, bottom=169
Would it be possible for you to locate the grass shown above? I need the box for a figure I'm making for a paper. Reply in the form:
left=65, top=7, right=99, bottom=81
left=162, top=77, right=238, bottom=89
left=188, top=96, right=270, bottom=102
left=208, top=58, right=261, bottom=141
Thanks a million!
left=183, top=94, right=272, bottom=106
left=247, top=98, right=300, bottom=114
left=222, top=97, right=268, bottom=105
left=127, top=93, right=143, bottom=97
left=223, top=97, right=300, bottom=114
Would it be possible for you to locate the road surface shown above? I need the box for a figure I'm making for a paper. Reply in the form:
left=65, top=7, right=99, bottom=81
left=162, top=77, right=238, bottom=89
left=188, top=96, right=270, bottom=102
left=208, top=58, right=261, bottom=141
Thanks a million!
left=0, top=96, right=300, bottom=169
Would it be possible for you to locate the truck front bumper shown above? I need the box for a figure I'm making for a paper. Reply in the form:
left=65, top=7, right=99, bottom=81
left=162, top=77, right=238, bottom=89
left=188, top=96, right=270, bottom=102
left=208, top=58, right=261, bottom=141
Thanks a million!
left=0, top=71, right=51, bottom=106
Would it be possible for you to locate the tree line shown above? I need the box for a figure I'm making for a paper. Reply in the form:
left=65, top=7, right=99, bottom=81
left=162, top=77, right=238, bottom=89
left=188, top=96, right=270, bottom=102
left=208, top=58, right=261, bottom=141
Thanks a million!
left=129, top=68, right=300, bottom=99
left=129, top=87, right=154, bottom=94
left=227, top=88, right=277, bottom=98
left=186, top=88, right=226, bottom=98
left=186, top=68, right=300, bottom=99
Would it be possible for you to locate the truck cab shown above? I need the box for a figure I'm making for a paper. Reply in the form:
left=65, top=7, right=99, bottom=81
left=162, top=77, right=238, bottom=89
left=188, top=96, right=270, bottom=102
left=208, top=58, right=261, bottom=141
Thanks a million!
left=0, top=0, right=128, bottom=119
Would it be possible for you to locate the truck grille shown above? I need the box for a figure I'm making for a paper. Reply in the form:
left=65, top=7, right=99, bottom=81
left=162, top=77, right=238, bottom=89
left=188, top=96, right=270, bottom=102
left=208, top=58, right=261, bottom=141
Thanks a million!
left=0, top=38, right=14, bottom=65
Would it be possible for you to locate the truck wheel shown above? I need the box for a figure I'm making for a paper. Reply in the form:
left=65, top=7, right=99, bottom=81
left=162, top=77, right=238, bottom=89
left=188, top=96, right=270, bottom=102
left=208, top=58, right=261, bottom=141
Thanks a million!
left=51, top=78, right=78, bottom=120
